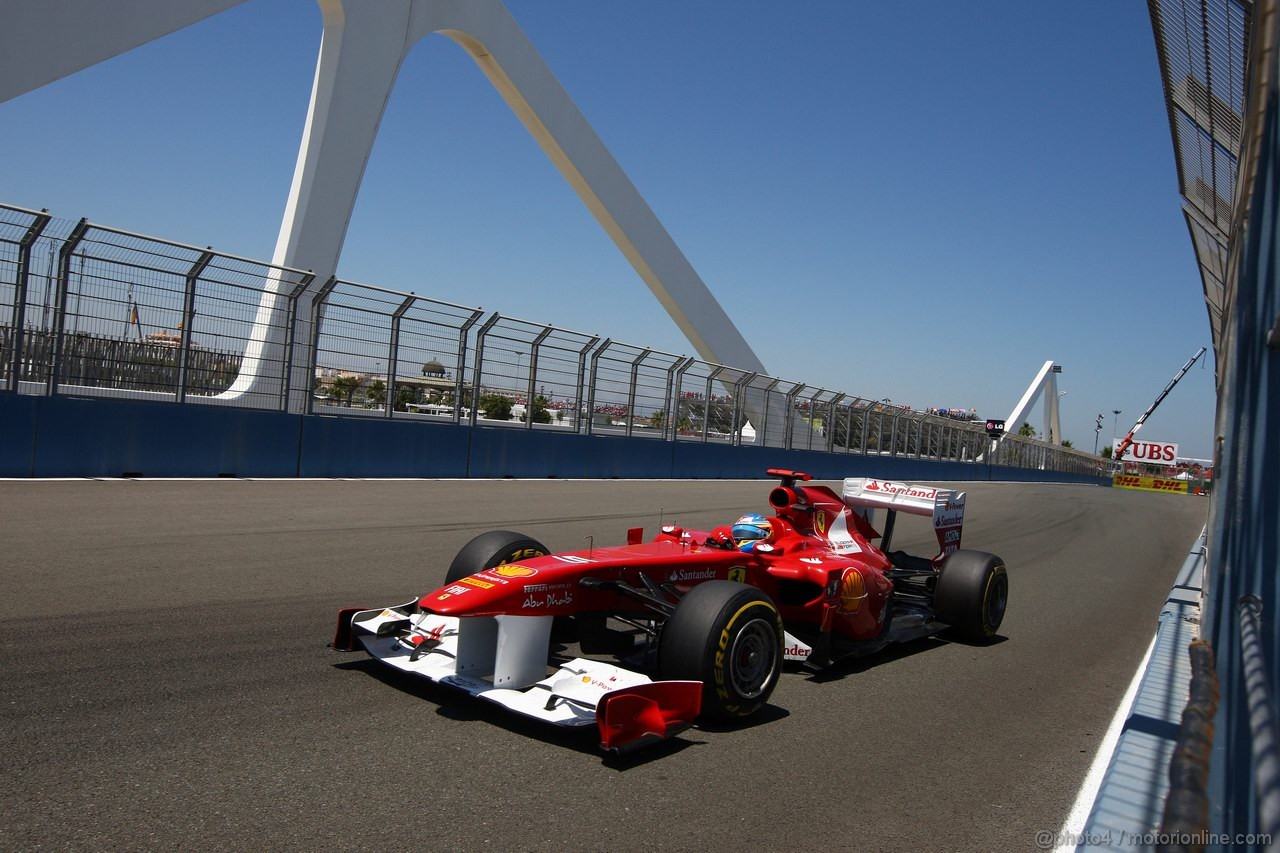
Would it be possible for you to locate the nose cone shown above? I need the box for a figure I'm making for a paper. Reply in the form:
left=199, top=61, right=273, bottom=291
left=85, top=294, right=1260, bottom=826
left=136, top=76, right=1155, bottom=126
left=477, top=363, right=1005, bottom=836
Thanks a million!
left=418, top=561, right=570, bottom=616
left=420, top=574, right=510, bottom=615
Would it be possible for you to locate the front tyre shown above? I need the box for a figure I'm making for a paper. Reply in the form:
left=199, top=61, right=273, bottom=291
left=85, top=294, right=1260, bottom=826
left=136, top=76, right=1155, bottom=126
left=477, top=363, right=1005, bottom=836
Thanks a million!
left=658, top=581, right=783, bottom=722
left=934, top=550, right=1008, bottom=641
left=445, top=530, right=549, bottom=584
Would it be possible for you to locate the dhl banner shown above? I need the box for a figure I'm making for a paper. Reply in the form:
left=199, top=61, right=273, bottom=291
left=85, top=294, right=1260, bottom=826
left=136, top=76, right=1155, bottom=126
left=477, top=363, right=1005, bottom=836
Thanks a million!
left=1112, top=474, right=1189, bottom=494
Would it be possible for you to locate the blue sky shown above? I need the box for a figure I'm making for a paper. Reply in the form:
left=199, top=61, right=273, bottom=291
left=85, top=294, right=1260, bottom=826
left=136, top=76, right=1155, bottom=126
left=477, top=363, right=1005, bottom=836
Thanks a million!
left=0, top=1, right=1219, bottom=458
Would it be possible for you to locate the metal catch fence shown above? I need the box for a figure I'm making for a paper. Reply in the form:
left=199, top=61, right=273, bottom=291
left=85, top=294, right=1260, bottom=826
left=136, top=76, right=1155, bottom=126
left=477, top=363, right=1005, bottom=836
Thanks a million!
left=0, top=204, right=312, bottom=407
left=0, top=201, right=1103, bottom=476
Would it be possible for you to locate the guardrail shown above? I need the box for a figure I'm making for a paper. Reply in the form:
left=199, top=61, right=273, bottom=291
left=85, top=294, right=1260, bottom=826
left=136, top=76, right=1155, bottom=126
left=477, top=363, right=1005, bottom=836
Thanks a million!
left=0, top=201, right=1103, bottom=476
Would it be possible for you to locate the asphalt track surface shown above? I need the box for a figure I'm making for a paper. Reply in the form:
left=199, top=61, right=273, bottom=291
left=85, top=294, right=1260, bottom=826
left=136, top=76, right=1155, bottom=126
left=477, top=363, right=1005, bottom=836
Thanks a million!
left=0, top=479, right=1207, bottom=851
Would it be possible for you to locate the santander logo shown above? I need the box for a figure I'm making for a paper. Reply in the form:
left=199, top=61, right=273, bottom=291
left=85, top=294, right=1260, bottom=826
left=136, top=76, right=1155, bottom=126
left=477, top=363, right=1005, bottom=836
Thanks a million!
left=783, top=643, right=811, bottom=658
left=866, top=479, right=936, bottom=499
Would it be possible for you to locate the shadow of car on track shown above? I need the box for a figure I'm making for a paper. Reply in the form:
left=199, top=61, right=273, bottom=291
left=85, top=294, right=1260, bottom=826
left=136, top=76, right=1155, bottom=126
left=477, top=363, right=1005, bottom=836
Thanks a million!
left=797, top=633, right=1008, bottom=684
left=685, top=702, right=791, bottom=735
left=332, top=657, right=715, bottom=766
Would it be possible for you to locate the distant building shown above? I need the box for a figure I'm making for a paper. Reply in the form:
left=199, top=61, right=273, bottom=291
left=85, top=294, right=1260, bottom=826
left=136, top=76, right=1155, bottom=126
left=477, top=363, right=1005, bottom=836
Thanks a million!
left=144, top=330, right=184, bottom=348
left=313, top=358, right=467, bottom=408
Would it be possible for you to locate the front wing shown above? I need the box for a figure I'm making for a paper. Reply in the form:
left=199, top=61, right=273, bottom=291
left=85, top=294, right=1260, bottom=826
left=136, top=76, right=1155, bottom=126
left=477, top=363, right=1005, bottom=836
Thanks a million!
left=334, top=604, right=701, bottom=753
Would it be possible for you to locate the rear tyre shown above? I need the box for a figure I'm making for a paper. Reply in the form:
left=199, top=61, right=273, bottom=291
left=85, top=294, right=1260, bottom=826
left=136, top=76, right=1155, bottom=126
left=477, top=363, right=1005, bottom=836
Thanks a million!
left=658, top=581, right=783, bottom=722
left=934, top=550, right=1008, bottom=641
left=445, top=530, right=549, bottom=584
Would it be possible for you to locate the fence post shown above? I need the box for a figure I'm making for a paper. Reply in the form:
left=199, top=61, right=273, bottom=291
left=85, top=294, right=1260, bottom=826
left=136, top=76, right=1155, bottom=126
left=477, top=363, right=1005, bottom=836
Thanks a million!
left=665, top=356, right=689, bottom=441
left=46, top=218, right=89, bottom=397
left=730, top=371, right=756, bottom=447
left=385, top=294, right=415, bottom=419
left=827, top=393, right=845, bottom=453
left=850, top=400, right=864, bottom=455
left=868, top=406, right=882, bottom=456
left=470, top=314, right=500, bottom=427
left=573, top=335, right=599, bottom=434
left=8, top=210, right=51, bottom=392
left=804, top=389, right=826, bottom=451
left=526, top=326, right=552, bottom=429
left=622, top=348, right=650, bottom=439
left=279, top=272, right=315, bottom=412
left=784, top=384, right=805, bottom=451
left=755, top=377, right=781, bottom=447
left=175, top=250, right=214, bottom=404
left=584, top=338, right=610, bottom=436
left=454, top=308, right=484, bottom=425
left=890, top=409, right=911, bottom=455
left=849, top=399, right=860, bottom=455
left=305, top=276, right=339, bottom=415
left=700, top=365, right=726, bottom=443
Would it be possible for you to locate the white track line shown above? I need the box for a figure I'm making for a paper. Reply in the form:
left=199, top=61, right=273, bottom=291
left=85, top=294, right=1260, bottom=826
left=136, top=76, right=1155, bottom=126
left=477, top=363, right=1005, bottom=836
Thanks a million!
left=1054, top=633, right=1158, bottom=851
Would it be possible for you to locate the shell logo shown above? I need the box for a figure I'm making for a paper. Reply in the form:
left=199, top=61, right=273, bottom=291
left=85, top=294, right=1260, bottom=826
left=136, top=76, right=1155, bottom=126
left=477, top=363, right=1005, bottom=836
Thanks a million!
left=491, top=564, right=536, bottom=578
left=838, top=570, right=865, bottom=614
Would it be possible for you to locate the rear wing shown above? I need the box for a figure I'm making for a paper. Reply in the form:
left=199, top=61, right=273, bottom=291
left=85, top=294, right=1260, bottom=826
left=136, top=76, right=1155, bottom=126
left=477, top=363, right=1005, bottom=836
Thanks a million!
left=842, top=478, right=966, bottom=561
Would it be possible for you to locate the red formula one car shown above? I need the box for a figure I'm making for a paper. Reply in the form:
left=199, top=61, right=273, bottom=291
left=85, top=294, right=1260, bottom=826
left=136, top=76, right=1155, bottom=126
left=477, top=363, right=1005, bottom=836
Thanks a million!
left=333, top=469, right=1008, bottom=753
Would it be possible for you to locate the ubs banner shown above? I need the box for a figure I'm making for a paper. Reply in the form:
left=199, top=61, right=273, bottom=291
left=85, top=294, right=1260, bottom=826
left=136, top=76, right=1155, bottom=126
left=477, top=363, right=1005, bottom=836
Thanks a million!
left=1112, top=438, right=1178, bottom=463
left=1112, top=474, right=1189, bottom=494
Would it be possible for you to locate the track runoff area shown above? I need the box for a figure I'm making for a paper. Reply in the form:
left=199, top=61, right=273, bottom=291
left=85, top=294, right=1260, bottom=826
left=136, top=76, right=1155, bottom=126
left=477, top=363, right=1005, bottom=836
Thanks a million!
left=0, top=478, right=1205, bottom=850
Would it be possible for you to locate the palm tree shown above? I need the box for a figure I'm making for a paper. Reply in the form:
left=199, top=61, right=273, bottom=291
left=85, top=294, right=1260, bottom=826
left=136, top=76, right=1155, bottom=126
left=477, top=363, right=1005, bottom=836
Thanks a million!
left=330, top=375, right=362, bottom=407
left=366, top=379, right=387, bottom=409
left=1018, top=422, right=1036, bottom=438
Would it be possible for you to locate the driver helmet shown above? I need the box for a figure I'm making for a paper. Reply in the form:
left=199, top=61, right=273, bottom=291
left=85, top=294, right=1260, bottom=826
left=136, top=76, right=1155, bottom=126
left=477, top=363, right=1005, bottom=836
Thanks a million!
left=731, top=513, right=772, bottom=553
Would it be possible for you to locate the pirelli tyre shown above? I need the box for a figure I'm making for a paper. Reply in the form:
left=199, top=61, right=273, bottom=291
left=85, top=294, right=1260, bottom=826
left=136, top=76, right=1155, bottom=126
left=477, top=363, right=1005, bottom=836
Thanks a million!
left=658, top=581, right=783, bottom=722
left=934, top=550, right=1008, bottom=641
left=445, top=530, right=549, bottom=584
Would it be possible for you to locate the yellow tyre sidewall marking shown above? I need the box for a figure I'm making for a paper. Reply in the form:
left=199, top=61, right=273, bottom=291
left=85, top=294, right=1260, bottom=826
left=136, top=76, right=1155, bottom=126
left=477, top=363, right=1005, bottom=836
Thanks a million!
left=498, top=547, right=546, bottom=565
left=979, top=566, right=1006, bottom=636
left=713, top=599, right=781, bottom=713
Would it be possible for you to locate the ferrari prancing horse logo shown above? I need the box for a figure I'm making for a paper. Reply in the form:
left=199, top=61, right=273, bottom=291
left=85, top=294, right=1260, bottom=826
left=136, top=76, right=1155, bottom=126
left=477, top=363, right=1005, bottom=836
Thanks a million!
left=728, top=567, right=747, bottom=583
left=815, top=512, right=827, bottom=535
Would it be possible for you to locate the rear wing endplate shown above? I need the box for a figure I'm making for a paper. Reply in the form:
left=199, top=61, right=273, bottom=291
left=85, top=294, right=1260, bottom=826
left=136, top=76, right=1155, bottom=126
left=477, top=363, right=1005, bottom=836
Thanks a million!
left=842, top=478, right=966, bottom=561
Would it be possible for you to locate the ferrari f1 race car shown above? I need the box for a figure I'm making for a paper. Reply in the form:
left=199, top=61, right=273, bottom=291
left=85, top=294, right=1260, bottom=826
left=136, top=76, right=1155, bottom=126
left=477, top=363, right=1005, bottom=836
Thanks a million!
left=333, top=469, right=1008, bottom=753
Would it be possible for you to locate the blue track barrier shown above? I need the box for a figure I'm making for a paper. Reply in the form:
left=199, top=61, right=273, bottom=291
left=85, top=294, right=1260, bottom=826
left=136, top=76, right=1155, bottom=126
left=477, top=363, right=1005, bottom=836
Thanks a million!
left=299, top=416, right=471, bottom=478
left=7, top=395, right=300, bottom=477
left=0, top=393, right=1112, bottom=483
left=0, top=393, right=37, bottom=477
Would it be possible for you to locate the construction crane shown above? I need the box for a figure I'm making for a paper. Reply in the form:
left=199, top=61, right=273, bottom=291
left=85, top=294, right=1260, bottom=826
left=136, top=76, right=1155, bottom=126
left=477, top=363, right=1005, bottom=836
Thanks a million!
left=1113, top=347, right=1207, bottom=463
